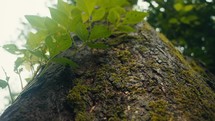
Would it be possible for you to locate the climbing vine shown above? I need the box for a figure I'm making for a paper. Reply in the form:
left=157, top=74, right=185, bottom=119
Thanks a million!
left=1, top=0, right=147, bottom=85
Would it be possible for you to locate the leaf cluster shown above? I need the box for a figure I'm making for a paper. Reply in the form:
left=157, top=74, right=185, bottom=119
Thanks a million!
left=2, top=0, right=147, bottom=82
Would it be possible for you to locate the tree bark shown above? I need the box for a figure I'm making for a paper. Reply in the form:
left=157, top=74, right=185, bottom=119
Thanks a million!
left=0, top=22, right=215, bottom=121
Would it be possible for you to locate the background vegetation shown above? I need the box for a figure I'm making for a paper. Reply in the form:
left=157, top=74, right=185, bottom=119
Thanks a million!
left=145, top=0, right=215, bottom=73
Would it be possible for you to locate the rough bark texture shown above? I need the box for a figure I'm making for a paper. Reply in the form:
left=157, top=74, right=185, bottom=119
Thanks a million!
left=0, top=23, right=215, bottom=121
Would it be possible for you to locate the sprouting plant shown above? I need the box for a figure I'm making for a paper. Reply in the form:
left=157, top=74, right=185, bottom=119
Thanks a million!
left=0, top=67, right=14, bottom=103
left=2, top=0, right=147, bottom=82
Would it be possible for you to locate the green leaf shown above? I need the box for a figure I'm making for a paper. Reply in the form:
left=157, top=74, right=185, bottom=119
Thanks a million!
left=28, top=50, right=48, bottom=60
left=25, top=15, right=46, bottom=29
left=89, top=25, right=111, bottom=40
left=3, top=44, right=21, bottom=55
left=14, top=57, right=25, bottom=71
left=76, top=0, right=97, bottom=16
left=57, top=0, right=75, bottom=17
left=74, top=22, right=89, bottom=42
left=0, top=79, right=8, bottom=89
left=92, top=7, right=105, bottom=22
left=44, top=17, right=59, bottom=33
left=49, top=7, right=69, bottom=27
left=87, top=42, right=109, bottom=49
left=108, top=9, right=120, bottom=24
left=26, top=31, right=47, bottom=49
left=184, top=5, right=194, bottom=12
left=45, top=32, right=72, bottom=58
left=169, top=18, right=179, bottom=24
left=174, top=3, right=183, bottom=11
left=123, top=11, right=147, bottom=24
left=68, top=8, right=82, bottom=32
left=51, top=57, right=78, bottom=68
left=117, top=25, right=135, bottom=33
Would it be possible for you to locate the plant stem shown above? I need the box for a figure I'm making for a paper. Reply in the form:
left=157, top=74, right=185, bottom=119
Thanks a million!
left=1, top=67, right=14, bottom=103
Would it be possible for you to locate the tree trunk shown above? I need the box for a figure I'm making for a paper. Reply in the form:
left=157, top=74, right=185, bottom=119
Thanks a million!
left=0, top=23, right=215, bottom=121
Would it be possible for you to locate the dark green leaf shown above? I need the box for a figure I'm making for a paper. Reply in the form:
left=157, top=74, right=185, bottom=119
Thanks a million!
left=0, top=79, right=8, bottom=89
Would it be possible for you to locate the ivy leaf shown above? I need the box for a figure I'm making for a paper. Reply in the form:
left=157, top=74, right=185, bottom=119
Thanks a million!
left=117, top=25, right=135, bottom=33
left=87, top=42, right=109, bottom=49
left=51, top=57, right=78, bottom=68
left=25, top=15, right=46, bottom=29
left=92, top=7, right=105, bottom=22
left=108, top=9, right=120, bottom=24
left=3, top=44, right=22, bottom=55
left=0, top=79, right=8, bottom=89
left=14, top=57, right=25, bottom=71
left=123, top=11, right=147, bottom=24
left=89, top=25, right=111, bottom=40
left=74, top=22, right=89, bottom=42
left=49, top=7, right=69, bottom=27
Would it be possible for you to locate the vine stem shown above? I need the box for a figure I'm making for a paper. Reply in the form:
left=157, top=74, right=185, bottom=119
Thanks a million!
left=1, top=67, right=14, bottom=103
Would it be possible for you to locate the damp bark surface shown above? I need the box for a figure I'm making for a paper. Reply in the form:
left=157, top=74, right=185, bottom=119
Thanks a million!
left=0, top=23, right=215, bottom=121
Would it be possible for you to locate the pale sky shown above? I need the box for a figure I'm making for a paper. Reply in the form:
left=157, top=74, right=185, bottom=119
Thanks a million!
left=0, top=0, right=57, bottom=115
left=0, top=0, right=146, bottom=115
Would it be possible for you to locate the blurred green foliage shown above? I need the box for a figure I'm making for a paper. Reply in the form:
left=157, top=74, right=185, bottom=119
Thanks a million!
left=146, top=0, right=215, bottom=73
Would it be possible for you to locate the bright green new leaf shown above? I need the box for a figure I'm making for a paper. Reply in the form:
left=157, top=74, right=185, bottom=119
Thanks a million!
left=108, top=9, right=120, bottom=24
left=68, top=8, right=82, bottom=32
left=76, top=0, right=97, bottom=16
left=117, top=25, right=135, bottom=33
left=0, top=79, right=8, bottom=89
left=87, top=42, right=109, bottom=49
left=57, top=0, right=74, bottom=17
left=81, top=12, right=90, bottom=23
left=27, top=31, right=47, bottom=49
left=92, top=7, right=105, bottom=22
left=89, top=25, right=111, bottom=40
left=25, top=15, right=46, bottom=29
left=45, top=36, right=56, bottom=57
left=44, top=17, right=59, bottom=33
left=3, top=44, right=21, bottom=55
left=74, top=22, right=89, bottom=42
left=51, top=57, right=78, bottom=68
left=14, top=57, right=25, bottom=71
left=174, top=3, right=183, bottom=11
left=49, top=7, right=69, bottom=27
left=123, top=11, right=147, bottom=24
